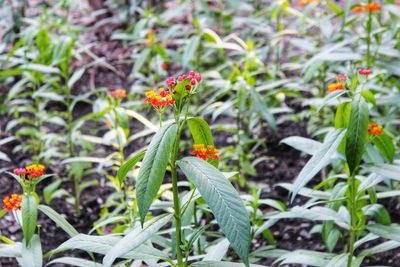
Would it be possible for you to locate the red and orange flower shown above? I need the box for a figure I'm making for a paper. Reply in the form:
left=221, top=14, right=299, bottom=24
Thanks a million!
left=145, top=88, right=175, bottom=111
left=366, top=3, right=381, bottom=12
left=368, top=123, right=383, bottom=135
left=327, top=83, right=344, bottom=93
left=13, top=164, right=46, bottom=178
left=144, top=29, right=156, bottom=45
left=109, top=89, right=127, bottom=99
left=298, top=0, right=319, bottom=7
left=191, top=144, right=220, bottom=161
left=3, top=194, right=23, bottom=212
left=352, top=3, right=380, bottom=13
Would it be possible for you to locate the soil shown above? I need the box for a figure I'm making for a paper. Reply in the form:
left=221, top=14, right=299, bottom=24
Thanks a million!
left=1, top=1, right=399, bottom=267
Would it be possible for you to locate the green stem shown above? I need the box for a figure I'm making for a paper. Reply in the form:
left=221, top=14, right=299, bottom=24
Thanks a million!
left=112, top=106, right=127, bottom=203
left=170, top=96, right=192, bottom=267
left=64, top=74, right=80, bottom=216
left=366, top=4, right=372, bottom=68
left=171, top=159, right=184, bottom=267
left=347, top=172, right=357, bottom=267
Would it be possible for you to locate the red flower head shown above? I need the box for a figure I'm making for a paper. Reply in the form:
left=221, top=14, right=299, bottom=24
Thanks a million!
left=13, top=168, right=27, bottom=175
left=358, top=69, right=373, bottom=76
left=368, top=123, right=383, bottom=135
left=3, top=194, right=23, bottom=212
left=327, top=83, right=344, bottom=93
left=109, top=89, right=127, bottom=99
left=352, top=5, right=365, bottom=13
left=25, top=164, right=45, bottom=178
left=166, top=77, right=176, bottom=89
left=191, top=144, right=220, bottom=161
left=161, top=63, right=168, bottom=70
left=337, top=74, right=347, bottom=82
left=366, top=3, right=381, bottom=12
left=145, top=88, right=175, bottom=111
left=166, top=71, right=202, bottom=92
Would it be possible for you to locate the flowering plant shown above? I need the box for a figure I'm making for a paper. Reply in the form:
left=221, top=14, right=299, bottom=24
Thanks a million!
left=93, top=72, right=251, bottom=267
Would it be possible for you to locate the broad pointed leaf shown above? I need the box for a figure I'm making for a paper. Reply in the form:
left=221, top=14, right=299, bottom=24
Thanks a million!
left=137, top=123, right=177, bottom=224
left=291, top=128, right=346, bottom=201
left=345, top=95, right=369, bottom=174
left=117, top=151, right=145, bottom=186
left=103, top=214, right=172, bottom=267
left=38, top=205, right=78, bottom=237
left=372, top=132, right=394, bottom=163
left=22, top=194, right=38, bottom=246
left=177, top=157, right=250, bottom=266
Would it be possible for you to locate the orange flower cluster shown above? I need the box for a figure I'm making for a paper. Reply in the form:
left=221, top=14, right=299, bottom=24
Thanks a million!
left=368, top=123, right=383, bottom=135
left=352, top=3, right=381, bottom=13
left=105, top=120, right=111, bottom=128
left=145, top=88, right=175, bottom=110
left=298, top=0, right=319, bottom=7
left=327, top=83, right=344, bottom=93
left=109, top=89, right=127, bottom=98
left=25, top=164, right=46, bottom=177
left=14, top=164, right=46, bottom=178
left=3, top=194, right=23, bottom=212
left=191, top=144, right=220, bottom=161
left=144, top=29, right=156, bottom=45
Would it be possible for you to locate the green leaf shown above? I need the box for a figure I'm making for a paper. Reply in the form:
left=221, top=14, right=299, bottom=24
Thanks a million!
left=366, top=224, right=400, bottom=242
left=22, top=194, right=38, bottom=246
left=68, top=68, right=86, bottom=88
left=327, top=2, right=343, bottom=16
left=372, top=132, right=394, bottom=163
left=187, top=117, right=217, bottom=167
left=52, top=234, right=167, bottom=260
left=249, top=88, right=277, bottom=132
left=318, top=90, right=348, bottom=112
left=177, top=157, right=251, bottom=266
left=280, top=136, right=322, bottom=155
left=47, top=257, right=102, bottom=267
left=0, top=209, right=6, bottom=219
left=345, top=95, right=369, bottom=175
left=183, top=35, right=201, bottom=68
left=38, top=205, right=78, bottom=237
left=0, top=243, right=22, bottom=257
left=363, top=204, right=391, bottom=225
left=132, top=48, right=151, bottom=76
left=274, top=250, right=335, bottom=266
left=366, top=163, right=400, bottom=181
left=190, top=261, right=266, bottom=267
left=137, top=123, right=177, bottom=224
left=361, top=90, right=376, bottom=105
left=334, top=102, right=351, bottom=129
left=192, top=261, right=265, bottom=267
left=103, top=214, right=172, bottom=267
left=326, top=254, right=349, bottom=267
left=117, top=151, right=145, bottom=186
left=291, top=129, right=347, bottom=201
left=21, top=235, right=42, bottom=267
left=203, top=238, right=230, bottom=261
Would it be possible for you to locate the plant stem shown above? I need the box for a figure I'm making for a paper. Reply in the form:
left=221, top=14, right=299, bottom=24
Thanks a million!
left=171, top=163, right=184, bottom=267
left=65, top=73, right=81, bottom=216
left=366, top=2, right=372, bottom=68
left=170, top=96, right=192, bottom=267
left=347, top=172, right=357, bottom=267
